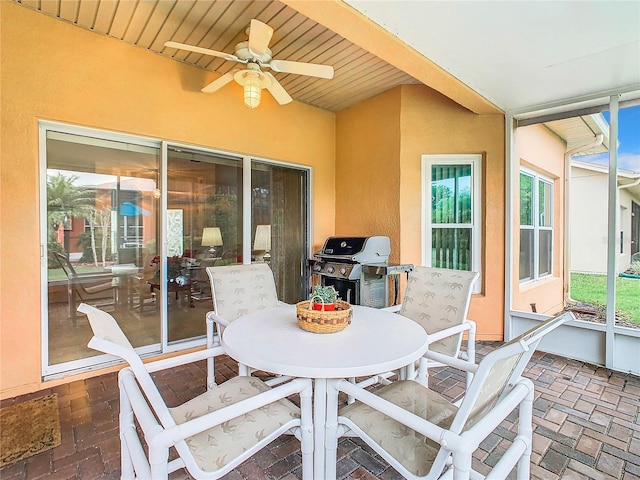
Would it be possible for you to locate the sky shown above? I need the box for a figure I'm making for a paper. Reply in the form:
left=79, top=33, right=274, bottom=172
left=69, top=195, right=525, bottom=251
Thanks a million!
left=576, top=104, right=640, bottom=173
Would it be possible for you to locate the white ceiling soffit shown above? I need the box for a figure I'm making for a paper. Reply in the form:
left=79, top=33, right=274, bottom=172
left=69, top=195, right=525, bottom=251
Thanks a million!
left=543, top=114, right=610, bottom=155
left=346, top=0, right=640, bottom=117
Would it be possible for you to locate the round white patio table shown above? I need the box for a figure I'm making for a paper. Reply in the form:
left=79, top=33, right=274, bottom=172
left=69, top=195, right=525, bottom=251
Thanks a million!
left=221, top=303, right=429, bottom=480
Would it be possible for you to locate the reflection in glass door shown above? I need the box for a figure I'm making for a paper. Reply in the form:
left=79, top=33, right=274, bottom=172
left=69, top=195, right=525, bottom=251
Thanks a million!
left=43, top=125, right=311, bottom=375
left=44, top=128, right=160, bottom=372
left=166, top=147, right=243, bottom=344
left=251, top=161, right=309, bottom=303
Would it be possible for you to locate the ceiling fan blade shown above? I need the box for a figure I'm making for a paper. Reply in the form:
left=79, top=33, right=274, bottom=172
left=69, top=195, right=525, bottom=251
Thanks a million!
left=201, top=71, right=236, bottom=93
left=268, top=59, right=334, bottom=79
left=164, top=41, right=241, bottom=62
left=248, top=19, right=273, bottom=56
left=264, top=72, right=293, bottom=105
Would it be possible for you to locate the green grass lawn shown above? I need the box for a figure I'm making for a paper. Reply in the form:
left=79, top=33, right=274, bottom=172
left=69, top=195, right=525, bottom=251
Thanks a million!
left=571, top=273, right=640, bottom=325
left=48, top=266, right=110, bottom=281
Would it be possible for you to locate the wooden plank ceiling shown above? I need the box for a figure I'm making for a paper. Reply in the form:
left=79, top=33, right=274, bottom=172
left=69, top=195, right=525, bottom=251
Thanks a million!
left=16, top=0, right=421, bottom=112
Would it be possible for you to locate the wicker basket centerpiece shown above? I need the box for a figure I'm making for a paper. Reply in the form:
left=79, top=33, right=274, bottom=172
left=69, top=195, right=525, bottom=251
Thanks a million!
left=296, top=287, right=352, bottom=333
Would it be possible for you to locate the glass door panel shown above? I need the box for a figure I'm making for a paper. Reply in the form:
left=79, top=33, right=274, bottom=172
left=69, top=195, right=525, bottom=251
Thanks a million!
left=166, top=147, right=243, bottom=344
left=45, top=130, right=160, bottom=367
left=251, top=161, right=309, bottom=303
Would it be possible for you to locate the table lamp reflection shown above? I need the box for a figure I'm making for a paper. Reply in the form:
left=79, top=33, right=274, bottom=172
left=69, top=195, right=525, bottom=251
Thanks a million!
left=202, top=227, right=223, bottom=258
left=253, top=225, right=271, bottom=263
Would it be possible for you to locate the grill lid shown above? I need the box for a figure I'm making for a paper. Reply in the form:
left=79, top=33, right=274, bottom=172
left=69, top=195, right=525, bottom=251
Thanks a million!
left=320, top=237, right=367, bottom=256
left=316, top=236, right=390, bottom=263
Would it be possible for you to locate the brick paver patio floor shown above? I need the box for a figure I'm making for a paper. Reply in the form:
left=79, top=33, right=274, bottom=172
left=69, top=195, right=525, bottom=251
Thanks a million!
left=1, top=342, right=639, bottom=479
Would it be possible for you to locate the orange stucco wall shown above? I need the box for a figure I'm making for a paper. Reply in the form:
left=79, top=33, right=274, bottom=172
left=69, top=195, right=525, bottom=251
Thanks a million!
left=400, top=86, right=505, bottom=339
left=512, top=124, right=566, bottom=315
left=0, top=3, right=335, bottom=398
left=335, top=88, right=402, bottom=256
left=336, top=85, right=506, bottom=339
left=1, top=2, right=512, bottom=399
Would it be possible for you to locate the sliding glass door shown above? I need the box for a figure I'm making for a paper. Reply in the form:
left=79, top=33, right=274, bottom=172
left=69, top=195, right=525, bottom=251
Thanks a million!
left=251, top=160, right=309, bottom=303
left=43, top=127, right=161, bottom=372
left=41, top=122, right=311, bottom=376
left=165, top=147, right=243, bottom=344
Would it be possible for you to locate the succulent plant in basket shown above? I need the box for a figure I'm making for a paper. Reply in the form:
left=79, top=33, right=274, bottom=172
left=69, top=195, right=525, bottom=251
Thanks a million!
left=311, top=285, right=340, bottom=311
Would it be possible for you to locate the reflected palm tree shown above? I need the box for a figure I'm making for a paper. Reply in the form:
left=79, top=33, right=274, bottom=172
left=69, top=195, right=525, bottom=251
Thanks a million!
left=47, top=173, right=97, bottom=263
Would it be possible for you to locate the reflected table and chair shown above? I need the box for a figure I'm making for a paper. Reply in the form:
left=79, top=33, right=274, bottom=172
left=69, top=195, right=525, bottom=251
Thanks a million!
left=53, top=252, right=124, bottom=320
left=221, top=303, right=429, bottom=480
left=147, top=278, right=194, bottom=308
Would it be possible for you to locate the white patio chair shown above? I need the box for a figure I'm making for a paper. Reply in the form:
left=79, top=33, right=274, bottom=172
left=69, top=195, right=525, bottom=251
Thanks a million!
left=205, top=263, right=286, bottom=389
left=326, top=312, right=574, bottom=480
left=362, top=266, right=479, bottom=389
left=54, top=252, right=119, bottom=321
left=77, top=303, right=313, bottom=480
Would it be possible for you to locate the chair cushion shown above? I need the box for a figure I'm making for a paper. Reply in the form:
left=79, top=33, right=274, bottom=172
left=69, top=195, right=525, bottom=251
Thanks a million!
left=340, top=380, right=457, bottom=477
left=209, top=264, right=279, bottom=321
left=169, top=376, right=300, bottom=472
left=399, top=267, right=477, bottom=356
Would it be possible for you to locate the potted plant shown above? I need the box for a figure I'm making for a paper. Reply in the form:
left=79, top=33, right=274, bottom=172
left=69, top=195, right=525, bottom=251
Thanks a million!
left=311, top=285, right=340, bottom=311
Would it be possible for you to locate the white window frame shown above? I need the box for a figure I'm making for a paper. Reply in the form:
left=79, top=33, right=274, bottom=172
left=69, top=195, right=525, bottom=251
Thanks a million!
left=519, top=167, right=554, bottom=283
left=421, top=154, right=482, bottom=293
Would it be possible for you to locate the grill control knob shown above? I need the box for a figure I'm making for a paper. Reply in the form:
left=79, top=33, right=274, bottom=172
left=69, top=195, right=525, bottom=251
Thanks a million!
left=339, top=267, right=347, bottom=276
left=327, top=266, right=335, bottom=274
left=313, top=264, right=322, bottom=272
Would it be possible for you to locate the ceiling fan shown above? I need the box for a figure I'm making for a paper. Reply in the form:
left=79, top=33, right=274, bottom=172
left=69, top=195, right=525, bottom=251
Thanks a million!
left=165, top=19, right=334, bottom=109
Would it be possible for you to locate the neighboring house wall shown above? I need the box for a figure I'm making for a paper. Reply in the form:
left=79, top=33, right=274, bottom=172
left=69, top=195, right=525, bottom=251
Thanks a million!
left=0, top=3, right=336, bottom=398
left=336, top=85, right=506, bottom=340
left=570, top=164, right=639, bottom=274
left=511, top=124, right=566, bottom=315
left=570, top=167, right=609, bottom=274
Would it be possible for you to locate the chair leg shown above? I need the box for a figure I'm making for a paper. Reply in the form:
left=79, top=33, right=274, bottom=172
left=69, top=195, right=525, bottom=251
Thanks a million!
left=68, top=285, right=78, bottom=325
left=119, top=382, right=136, bottom=479
left=451, top=449, right=472, bottom=480
left=516, top=385, right=534, bottom=479
left=465, top=321, right=477, bottom=387
left=149, top=446, right=169, bottom=480
left=205, top=316, right=217, bottom=389
left=416, top=357, right=429, bottom=386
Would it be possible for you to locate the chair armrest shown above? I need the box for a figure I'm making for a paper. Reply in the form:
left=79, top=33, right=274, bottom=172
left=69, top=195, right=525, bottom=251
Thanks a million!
left=423, top=350, right=479, bottom=374
left=426, top=319, right=473, bottom=344
left=144, top=346, right=226, bottom=373
left=205, top=310, right=230, bottom=328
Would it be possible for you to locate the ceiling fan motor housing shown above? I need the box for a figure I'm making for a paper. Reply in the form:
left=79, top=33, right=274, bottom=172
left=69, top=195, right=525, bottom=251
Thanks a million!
left=235, top=41, right=272, bottom=64
left=234, top=64, right=271, bottom=89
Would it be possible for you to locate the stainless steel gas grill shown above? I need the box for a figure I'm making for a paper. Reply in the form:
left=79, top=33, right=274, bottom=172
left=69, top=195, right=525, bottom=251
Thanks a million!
left=309, top=236, right=413, bottom=308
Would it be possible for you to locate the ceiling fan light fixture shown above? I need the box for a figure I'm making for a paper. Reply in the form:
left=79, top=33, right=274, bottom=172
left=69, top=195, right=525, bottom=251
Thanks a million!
left=243, top=72, right=262, bottom=109
left=234, top=68, right=271, bottom=109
